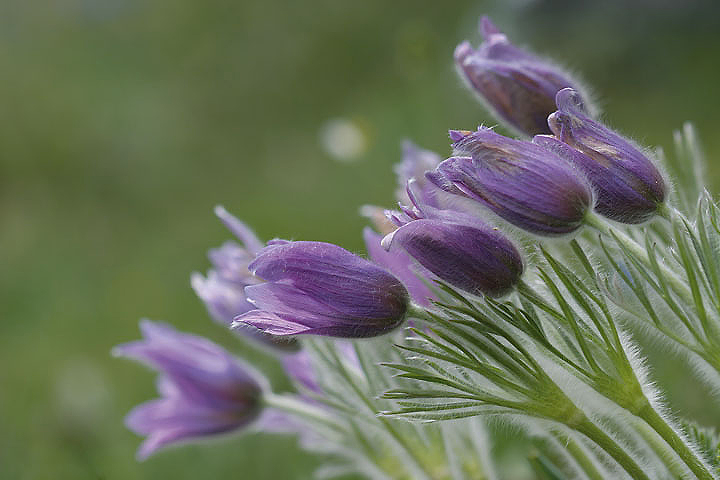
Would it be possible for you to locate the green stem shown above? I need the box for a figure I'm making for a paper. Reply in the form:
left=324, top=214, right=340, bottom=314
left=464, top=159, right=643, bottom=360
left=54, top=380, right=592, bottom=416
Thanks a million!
left=550, top=430, right=605, bottom=480
left=632, top=417, right=692, bottom=479
left=574, top=417, right=651, bottom=480
left=584, top=212, right=693, bottom=303
left=637, top=403, right=717, bottom=480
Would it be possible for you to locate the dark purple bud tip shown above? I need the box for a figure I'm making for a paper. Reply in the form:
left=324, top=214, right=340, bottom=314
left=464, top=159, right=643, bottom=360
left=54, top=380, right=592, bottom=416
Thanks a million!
left=454, top=17, right=589, bottom=136
left=234, top=241, right=409, bottom=338
left=547, top=88, right=666, bottom=224
left=429, top=127, right=592, bottom=236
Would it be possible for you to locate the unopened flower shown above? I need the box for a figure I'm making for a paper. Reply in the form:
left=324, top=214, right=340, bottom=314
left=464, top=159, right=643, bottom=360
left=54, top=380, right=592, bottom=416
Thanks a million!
left=234, top=240, right=409, bottom=338
left=192, top=206, right=297, bottom=350
left=455, top=16, right=589, bottom=136
left=426, top=127, right=592, bottom=236
left=113, top=320, right=265, bottom=460
left=546, top=88, right=666, bottom=223
left=382, top=192, right=523, bottom=297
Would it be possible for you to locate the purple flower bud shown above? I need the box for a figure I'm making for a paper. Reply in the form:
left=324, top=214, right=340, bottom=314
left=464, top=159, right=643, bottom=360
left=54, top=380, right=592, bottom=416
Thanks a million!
left=426, top=127, right=592, bottom=236
left=394, top=141, right=442, bottom=207
left=455, top=16, right=589, bottom=136
left=234, top=241, right=409, bottom=338
left=364, top=227, right=435, bottom=306
left=192, top=207, right=298, bottom=350
left=382, top=207, right=523, bottom=298
left=546, top=88, right=666, bottom=223
left=191, top=206, right=263, bottom=325
left=113, top=320, right=266, bottom=460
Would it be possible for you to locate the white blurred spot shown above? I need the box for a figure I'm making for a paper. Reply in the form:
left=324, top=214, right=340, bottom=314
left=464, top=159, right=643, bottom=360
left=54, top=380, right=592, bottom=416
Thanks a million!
left=319, top=118, right=367, bottom=162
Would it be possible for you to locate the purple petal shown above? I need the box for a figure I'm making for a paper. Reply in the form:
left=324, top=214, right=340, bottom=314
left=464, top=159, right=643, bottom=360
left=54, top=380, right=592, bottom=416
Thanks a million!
left=235, top=310, right=314, bottom=336
left=214, top=205, right=264, bottom=254
left=191, top=271, right=256, bottom=325
left=282, top=350, right=320, bottom=394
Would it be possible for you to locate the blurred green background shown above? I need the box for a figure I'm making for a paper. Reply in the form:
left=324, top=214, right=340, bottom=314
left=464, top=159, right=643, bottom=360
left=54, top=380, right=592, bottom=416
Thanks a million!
left=2, top=0, right=720, bottom=478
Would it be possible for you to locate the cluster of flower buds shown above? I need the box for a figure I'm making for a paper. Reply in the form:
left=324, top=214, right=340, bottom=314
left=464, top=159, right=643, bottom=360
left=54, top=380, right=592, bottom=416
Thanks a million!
left=452, top=16, right=667, bottom=224
left=117, top=14, right=673, bottom=461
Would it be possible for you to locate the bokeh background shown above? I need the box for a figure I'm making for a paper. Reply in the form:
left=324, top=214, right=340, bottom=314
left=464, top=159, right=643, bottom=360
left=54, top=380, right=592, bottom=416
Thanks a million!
left=2, top=0, right=720, bottom=478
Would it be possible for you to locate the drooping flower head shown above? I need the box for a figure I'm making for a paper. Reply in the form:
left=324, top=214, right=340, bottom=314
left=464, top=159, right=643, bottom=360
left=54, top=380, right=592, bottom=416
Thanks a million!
left=545, top=88, right=667, bottom=224
left=455, top=16, right=590, bottom=136
left=426, top=127, right=592, bottom=236
left=382, top=185, right=524, bottom=298
left=234, top=240, right=410, bottom=338
left=192, top=206, right=297, bottom=350
left=113, top=320, right=266, bottom=460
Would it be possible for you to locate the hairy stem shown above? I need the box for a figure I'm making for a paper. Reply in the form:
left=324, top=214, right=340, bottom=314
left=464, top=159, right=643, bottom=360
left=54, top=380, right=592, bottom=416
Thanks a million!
left=550, top=429, right=605, bottom=480
left=637, top=403, right=717, bottom=480
left=574, top=417, right=651, bottom=480
left=632, top=417, right=693, bottom=479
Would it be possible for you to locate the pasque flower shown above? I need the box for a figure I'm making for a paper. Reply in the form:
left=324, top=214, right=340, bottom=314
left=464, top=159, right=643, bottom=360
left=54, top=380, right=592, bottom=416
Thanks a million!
left=191, top=206, right=261, bottom=326
left=426, top=127, right=592, bottom=236
left=455, top=16, right=589, bottom=136
left=382, top=187, right=524, bottom=297
left=113, top=320, right=266, bottom=460
left=234, top=240, right=409, bottom=337
left=191, top=206, right=298, bottom=350
left=545, top=88, right=667, bottom=223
